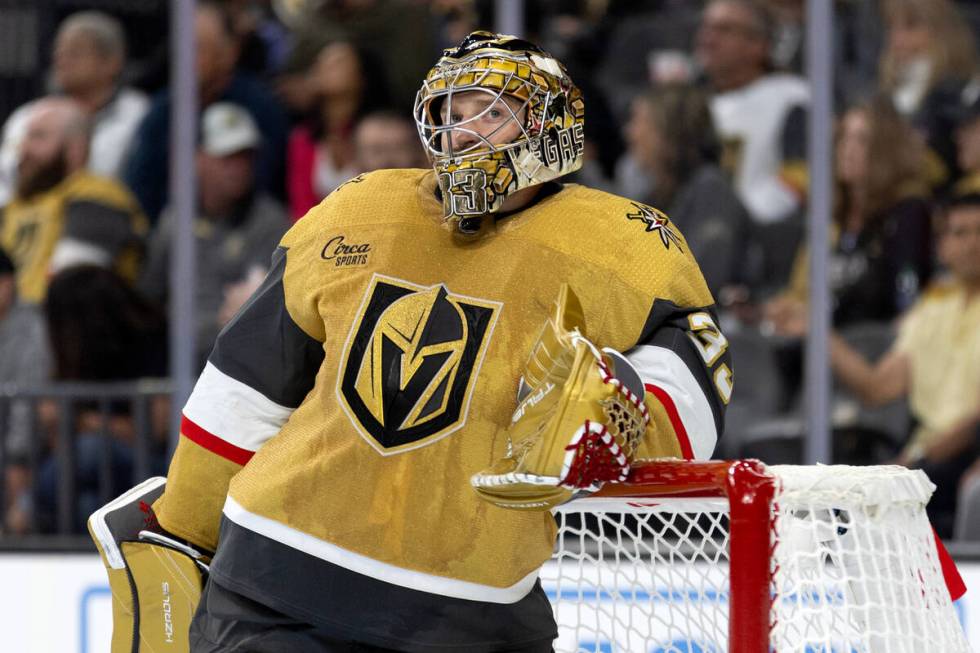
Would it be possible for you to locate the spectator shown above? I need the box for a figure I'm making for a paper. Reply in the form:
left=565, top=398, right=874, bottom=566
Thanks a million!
left=0, top=11, right=149, bottom=206
left=0, top=98, right=147, bottom=304
left=764, top=97, right=933, bottom=413
left=353, top=111, right=425, bottom=173
left=0, top=248, right=52, bottom=534
left=953, top=81, right=980, bottom=196
left=275, top=0, right=437, bottom=109
left=537, top=3, right=625, bottom=187
left=32, top=265, right=169, bottom=533
left=287, top=40, right=390, bottom=220
left=430, top=0, right=480, bottom=51
left=141, top=103, right=289, bottom=367
left=880, top=0, right=977, bottom=117
left=880, top=0, right=979, bottom=190
left=124, top=1, right=288, bottom=223
left=766, top=0, right=804, bottom=73
left=767, top=97, right=934, bottom=329
left=695, top=0, right=809, bottom=292
left=591, top=1, right=702, bottom=118
left=0, top=247, right=51, bottom=450
left=621, top=85, right=751, bottom=295
left=223, top=0, right=292, bottom=80
left=774, top=195, right=980, bottom=537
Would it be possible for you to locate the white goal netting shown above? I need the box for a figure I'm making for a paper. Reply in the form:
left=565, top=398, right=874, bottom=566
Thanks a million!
left=544, top=461, right=969, bottom=653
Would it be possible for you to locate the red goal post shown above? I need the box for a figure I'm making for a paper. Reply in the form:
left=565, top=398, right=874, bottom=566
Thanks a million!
left=545, top=459, right=969, bottom=653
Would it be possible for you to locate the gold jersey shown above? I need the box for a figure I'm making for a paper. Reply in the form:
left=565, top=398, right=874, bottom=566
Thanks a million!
left=155, top=169, right=731, bottom=649
left=0, top=171, right=146, bottom=303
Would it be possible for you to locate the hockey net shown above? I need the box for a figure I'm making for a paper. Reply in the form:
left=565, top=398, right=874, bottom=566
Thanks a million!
left=544, top=460, right=969, bottom=652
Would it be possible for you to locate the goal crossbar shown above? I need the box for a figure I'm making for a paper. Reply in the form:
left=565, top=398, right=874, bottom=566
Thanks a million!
left=548, top=459, right=968, bottom=653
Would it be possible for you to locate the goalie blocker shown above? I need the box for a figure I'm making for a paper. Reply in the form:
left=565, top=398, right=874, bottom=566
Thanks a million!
left=88, top=477, right=210, bottom=653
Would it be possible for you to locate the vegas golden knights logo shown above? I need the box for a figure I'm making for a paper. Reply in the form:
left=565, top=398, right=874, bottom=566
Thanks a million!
left=338, top=275, right=501, bottom=454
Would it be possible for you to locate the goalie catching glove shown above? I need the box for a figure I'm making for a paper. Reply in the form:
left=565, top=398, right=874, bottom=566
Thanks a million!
left=88, top=477, right=210, bottom=653
left=471, top=284, right=649, bottom=510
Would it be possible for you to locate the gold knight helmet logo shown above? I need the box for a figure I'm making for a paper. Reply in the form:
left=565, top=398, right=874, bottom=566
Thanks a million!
left=338, top=275, right=500, bottom=454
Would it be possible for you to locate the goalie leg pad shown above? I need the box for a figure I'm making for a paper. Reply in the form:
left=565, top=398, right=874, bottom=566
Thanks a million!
left=121, top=540, right=205, bottom=651
left=88, top=477, right=207, bottom=653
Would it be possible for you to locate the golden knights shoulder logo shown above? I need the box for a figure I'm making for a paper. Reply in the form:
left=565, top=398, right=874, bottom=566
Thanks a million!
left=337, top=275, right=501, bottom=455
left=625, top=202, right=683, bottom=251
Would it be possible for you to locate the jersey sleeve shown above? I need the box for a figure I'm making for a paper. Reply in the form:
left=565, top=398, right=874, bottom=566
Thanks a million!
left=625, top=301, right=732, bottom=462
left=778, top=104, right=809, bottom=200
left=55, top=176, right=149, bottom=283
left=595, top=196, right=730, bottom=462
left=153, top=242, right=326, bottom=552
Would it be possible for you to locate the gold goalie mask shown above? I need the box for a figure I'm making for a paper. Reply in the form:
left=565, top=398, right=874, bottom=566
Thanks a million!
left=471, top=285, right=650, bottom=510
left=413, top=31, right=586, bottom=234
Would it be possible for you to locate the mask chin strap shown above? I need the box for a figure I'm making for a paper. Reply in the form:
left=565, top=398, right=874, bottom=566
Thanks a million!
left=456, top=215, right=486, bottom=235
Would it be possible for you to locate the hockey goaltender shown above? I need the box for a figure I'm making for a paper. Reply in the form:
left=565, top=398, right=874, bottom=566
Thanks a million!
left=89, top=31, right=730, bottom=653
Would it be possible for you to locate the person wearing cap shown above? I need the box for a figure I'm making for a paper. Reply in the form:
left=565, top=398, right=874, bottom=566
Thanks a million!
left=140, top=102, right=289, bottom=369
left=0, top=97, right=147, bottom=304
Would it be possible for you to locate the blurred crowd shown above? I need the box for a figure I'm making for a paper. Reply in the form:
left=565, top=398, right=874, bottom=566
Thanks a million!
left=0, top=0, right=979, bottom=539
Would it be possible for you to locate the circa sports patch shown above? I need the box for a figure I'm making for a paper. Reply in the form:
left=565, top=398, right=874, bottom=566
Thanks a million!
left=336, top=274, right=501, bottom=455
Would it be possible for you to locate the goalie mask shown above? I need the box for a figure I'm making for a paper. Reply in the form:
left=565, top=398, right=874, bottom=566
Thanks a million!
left=414, top=31, right=586, bottom=233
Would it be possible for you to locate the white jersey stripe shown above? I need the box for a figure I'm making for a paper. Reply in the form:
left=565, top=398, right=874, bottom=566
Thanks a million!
left=223, top=495, right=540, bottom=604
left=626, top=345, right=718, bottom=459
left=183, top=361, right=293, bottom=452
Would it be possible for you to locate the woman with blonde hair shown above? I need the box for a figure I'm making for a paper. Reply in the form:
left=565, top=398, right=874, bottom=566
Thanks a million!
left=880, top=0, right=976, bottom=114
left=879, top=0, right=979, bottom=187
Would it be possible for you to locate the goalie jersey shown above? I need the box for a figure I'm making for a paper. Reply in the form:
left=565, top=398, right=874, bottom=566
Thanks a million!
left=154, top=169, right=732, bottom=650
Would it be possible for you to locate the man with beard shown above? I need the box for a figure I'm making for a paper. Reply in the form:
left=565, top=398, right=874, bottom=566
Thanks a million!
left=0, top=98, right=147, bottom=304
left=0, top=11, right=149, bottom=205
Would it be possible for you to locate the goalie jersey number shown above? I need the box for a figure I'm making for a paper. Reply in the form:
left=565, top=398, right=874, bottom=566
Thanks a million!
left=337, top=275, right=501, bottom=455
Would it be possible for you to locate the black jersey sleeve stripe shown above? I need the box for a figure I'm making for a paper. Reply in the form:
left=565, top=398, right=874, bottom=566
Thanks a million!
left=64, top=200, right=138, bottom=254
left=207, top=246, right=325, bottom=409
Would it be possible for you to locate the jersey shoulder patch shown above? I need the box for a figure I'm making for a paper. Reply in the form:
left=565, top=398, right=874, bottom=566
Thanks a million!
left=555, top=186, right=711, bottom=307
left=562, top=186, right=685, bottom=249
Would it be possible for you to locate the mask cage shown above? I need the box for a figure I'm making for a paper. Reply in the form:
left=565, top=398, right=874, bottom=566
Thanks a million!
left=414, top=58, right=550, bottom=161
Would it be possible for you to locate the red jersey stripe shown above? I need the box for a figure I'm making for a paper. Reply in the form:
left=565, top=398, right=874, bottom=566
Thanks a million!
left=181, top=414, right=254, bottom=466
left=645, top=383, right=695, bottom=460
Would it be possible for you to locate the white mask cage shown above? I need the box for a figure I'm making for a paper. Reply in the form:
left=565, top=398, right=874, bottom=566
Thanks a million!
left=414, top=55, right=549, bottom=162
